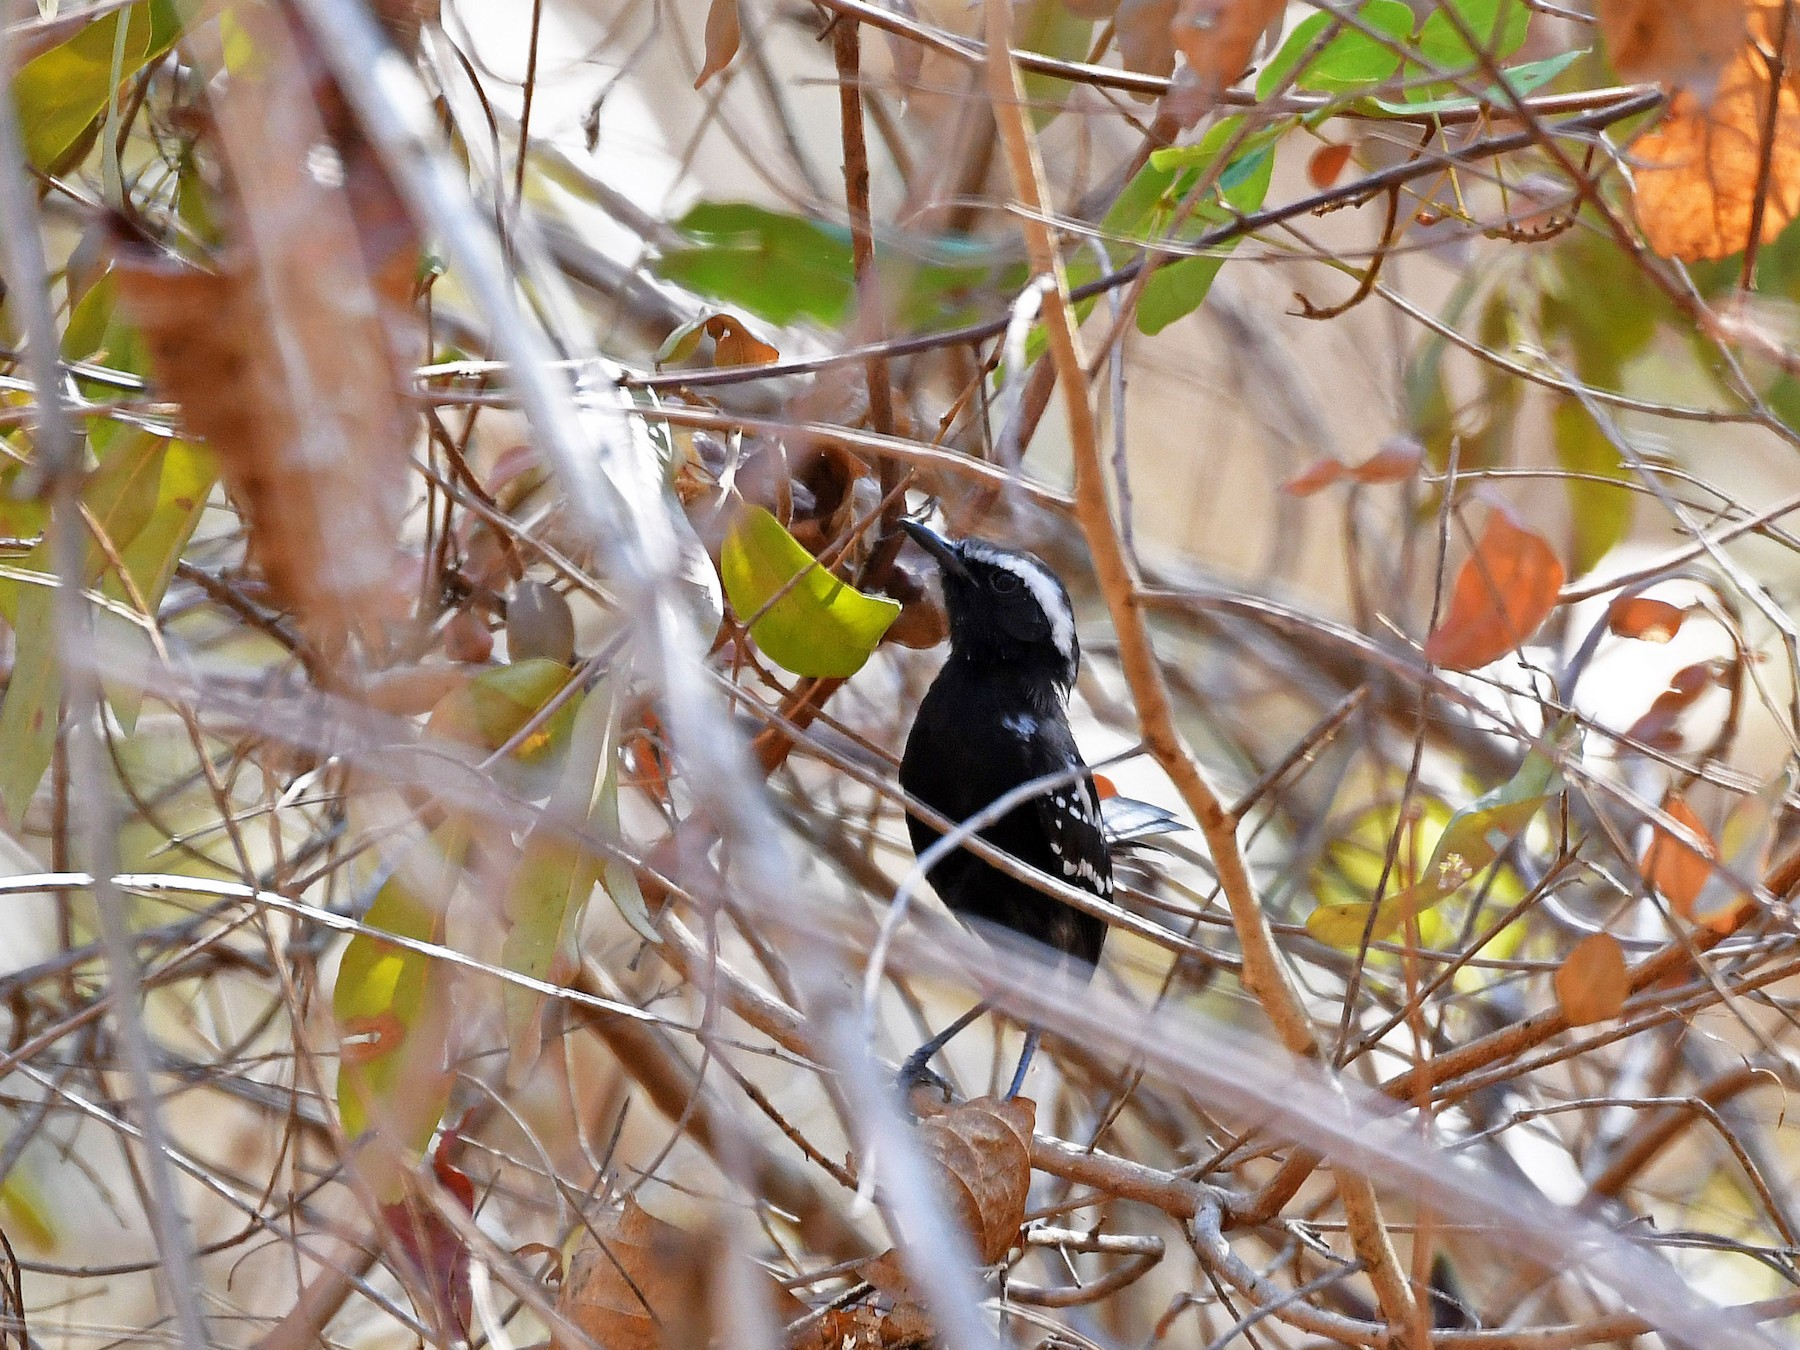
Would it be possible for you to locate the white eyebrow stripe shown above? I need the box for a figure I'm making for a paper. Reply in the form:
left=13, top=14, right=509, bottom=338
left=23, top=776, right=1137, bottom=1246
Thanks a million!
left=961, top=543, right=1076, bottom=664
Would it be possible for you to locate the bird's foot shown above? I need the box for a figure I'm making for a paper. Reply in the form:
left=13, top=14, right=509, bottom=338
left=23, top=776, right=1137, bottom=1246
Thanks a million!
left=897, top=1048, right=954, bottom=1117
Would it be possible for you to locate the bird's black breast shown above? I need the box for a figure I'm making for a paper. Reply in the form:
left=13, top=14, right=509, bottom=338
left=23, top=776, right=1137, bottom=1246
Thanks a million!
left=898, top=663, right=1110, bottom=969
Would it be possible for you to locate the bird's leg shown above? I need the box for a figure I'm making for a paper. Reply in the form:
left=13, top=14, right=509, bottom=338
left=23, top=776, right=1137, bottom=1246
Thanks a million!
left=898, top=1002, right=989, bottom=1101
left=1004, top=1026, right=1041, bottom=1100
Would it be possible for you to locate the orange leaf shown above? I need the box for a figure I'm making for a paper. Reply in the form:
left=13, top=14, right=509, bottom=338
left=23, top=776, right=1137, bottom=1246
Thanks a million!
left=1423, top=509, right=1566, bottom=670
left=1555, top=932, right=1628, bottom=1026
left=1607, top=596, right=1686, bottom=642
left=1171, top=0, right=1285, bottom=107
left=1282, top=456, right=1346, bottom=496
left=1595, top=0, right=1747, bottom=91
left=694, top=0, right=741, bottom=87
left=1642, top=793, right=1714, bottom=916
left=1350, top=438, right=1424, bottom=484
left=1308, top=142, right=1353, bottom=190
left=1632, top=10, right=1800, bottom=261
left=703, top=314, right=779, bottom=367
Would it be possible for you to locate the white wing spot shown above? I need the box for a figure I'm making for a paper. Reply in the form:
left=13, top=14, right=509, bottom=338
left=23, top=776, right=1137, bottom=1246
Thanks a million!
left=1002, top=712, right=1038, bottom=738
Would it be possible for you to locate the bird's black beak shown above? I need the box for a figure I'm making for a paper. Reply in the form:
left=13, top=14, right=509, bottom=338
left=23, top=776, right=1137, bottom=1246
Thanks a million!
left=901, top=519, right=971, bottom=580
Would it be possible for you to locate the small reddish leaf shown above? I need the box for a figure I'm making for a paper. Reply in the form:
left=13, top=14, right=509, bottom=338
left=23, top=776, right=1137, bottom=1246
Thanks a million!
left=1607, top=596, right=1685, bottom=643
left=1626, top=660, right=1722, bottom=748
left=694, top=0, right=741, bottom=87
left=1350, top=438, right=1424, bottom=484
left=1642, top=793, right=1714, bottom=916
left=1282, top=456, right=1346, bottom=496
left=1555, top=932, right=1628, bottom=1026
left=1424, top=508, right=1566, bottom=671
left=1308, top=141, right=1353, bottom=189
left=380, top=1134, right=476, bottom=1340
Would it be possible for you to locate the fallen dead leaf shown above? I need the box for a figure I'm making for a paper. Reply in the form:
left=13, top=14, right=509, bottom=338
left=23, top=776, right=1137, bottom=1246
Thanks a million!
left=111, top=5, right=418, bottom=652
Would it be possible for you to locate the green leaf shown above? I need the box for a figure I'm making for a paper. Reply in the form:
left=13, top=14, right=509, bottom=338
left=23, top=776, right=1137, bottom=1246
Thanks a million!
left=720, top=505, right=899, bottom=678
left=335, top=826, right=465, bottom=1161
left=1256, top=0, right=1412, bottom=99
left=655, top=204, right=856, bottom=326
left=1137, top=125, right=1278, bottom=335
left=471, top=661, right=576, bottom=757
left=1372, top=49, right=1583, bottom=114
left=1406, top=0, right=1530, bottom=100
left=103, top=438, right=216, bottom=731
left=1553, top=400, right=1630, bottom=578
left=0, top=430, right=206, bottom=812
left=1308, top=726, right=1570, bottom=947
left=1016, top=0, right=1094, bottom=127
left=502, top=678, right=657, bottom=1074
left=0, top=428, right=170, bottom=629
left=12, top=5, right=153, bottom=172
left=0, top=587, right=60, bottom=828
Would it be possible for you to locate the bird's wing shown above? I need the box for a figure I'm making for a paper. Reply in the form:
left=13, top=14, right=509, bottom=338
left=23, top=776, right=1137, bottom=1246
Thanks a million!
left=1028, top=743, right=1113, bottom=898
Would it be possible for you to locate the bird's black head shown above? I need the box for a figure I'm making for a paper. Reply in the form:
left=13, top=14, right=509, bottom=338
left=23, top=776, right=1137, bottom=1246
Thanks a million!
left=902, top=521, right=1079, bottom=690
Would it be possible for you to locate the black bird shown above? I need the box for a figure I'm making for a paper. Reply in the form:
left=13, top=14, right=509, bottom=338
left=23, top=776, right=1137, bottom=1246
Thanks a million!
left=897, top=521, right=1115, bottom=1099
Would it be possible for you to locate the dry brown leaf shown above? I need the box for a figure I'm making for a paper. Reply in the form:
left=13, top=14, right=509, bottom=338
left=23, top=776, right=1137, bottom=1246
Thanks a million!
left=1554, top=932, right=1629, bottom=1025
left=1596, top=0, right=1747, bottom=91
left=112, top=5, right=417, bottom=652
left=917, top=1095, right=1034, bottom=1265
left=1170, top=0, right=1285, bottom=107
left=1643, top=793, right=1715, bottom=917
left=1633, top=13, right=1800, bottom=261
left=695, top=0, right=741, bottom=88
left=1607, top=596, right=1686, bottom=642
left=1423, top=507, right=1566, bottom=671
left=554, top=1199, right=710, bottom=1350
left=1116, top=0, right=1177, bottom=79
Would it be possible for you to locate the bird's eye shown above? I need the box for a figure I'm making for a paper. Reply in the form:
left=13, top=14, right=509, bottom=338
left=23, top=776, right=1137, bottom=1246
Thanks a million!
left=990, top=570, right=1022, bottom=595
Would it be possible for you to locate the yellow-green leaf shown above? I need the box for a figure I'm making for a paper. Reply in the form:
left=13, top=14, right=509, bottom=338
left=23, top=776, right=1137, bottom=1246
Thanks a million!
left=502, top=678, right=656, bottom=1077
left=1308, top=729, right=1569, bottom=947
left=12, top=5, right=152, bottom=171
left=470, top=659, right=578, bottom=760
left=0, top=587, right=59, bottom=828
left=334, top=826, right=466, bottom=1163
left=720, top=505, right=899, bottom=678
